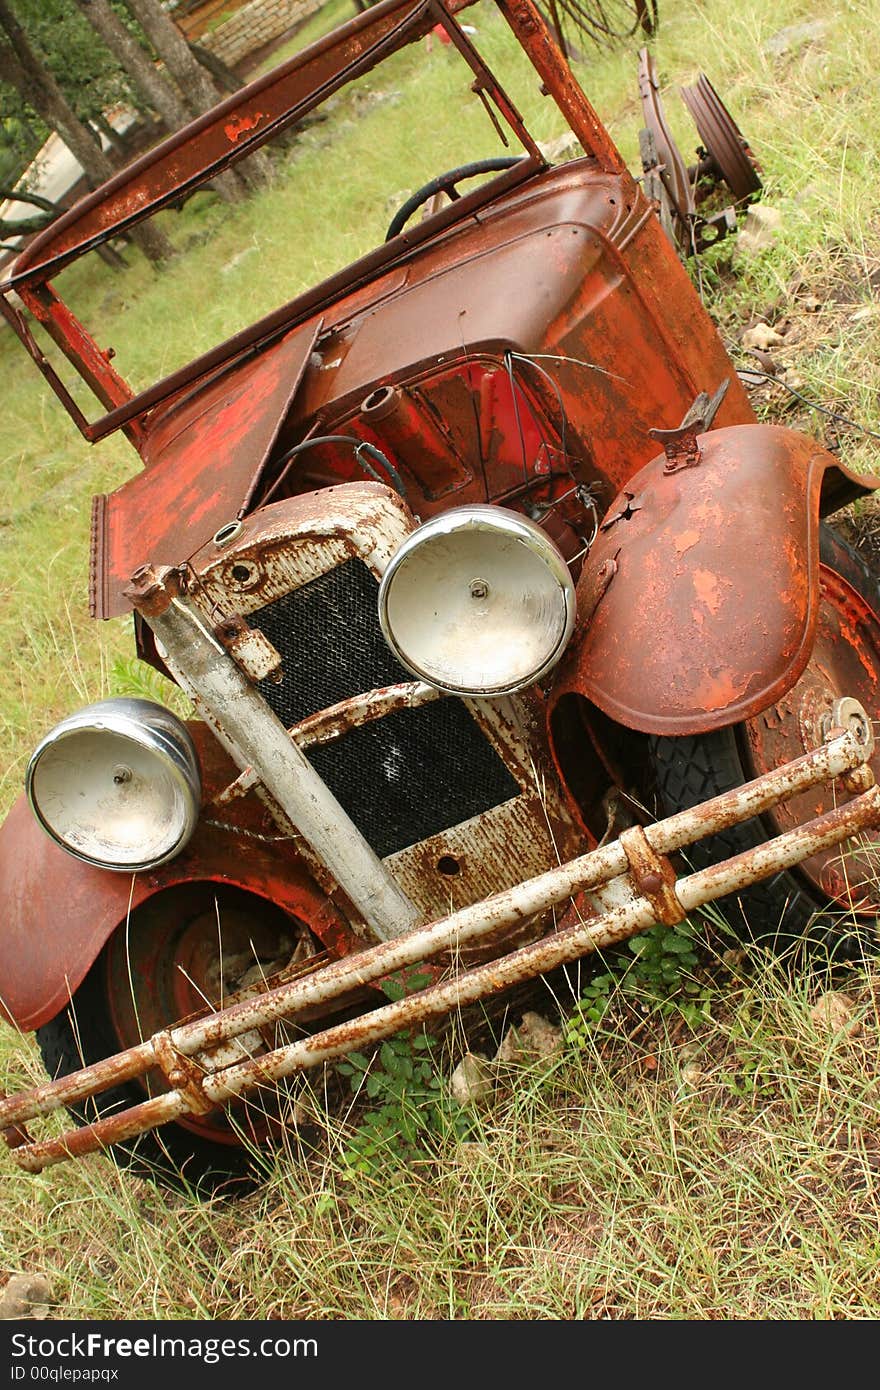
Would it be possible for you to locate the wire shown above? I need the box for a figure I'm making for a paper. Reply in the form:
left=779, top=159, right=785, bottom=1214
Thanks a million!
left=260, top=433, right=408, bottom=505
left=509, top=351, right=570, bottom=474
left=736, top=367, right=880, bottom=444
left=517, top=350, right=630, bottom=386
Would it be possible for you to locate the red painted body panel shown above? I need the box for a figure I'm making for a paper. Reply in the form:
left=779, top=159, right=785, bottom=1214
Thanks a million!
left=90, top=165, right=754, bottom=618
left=92, top=319, right=319, bottom=618
left=551, top=425, right=880, bottom=735
left=0, top=727, right=357, bottom=1032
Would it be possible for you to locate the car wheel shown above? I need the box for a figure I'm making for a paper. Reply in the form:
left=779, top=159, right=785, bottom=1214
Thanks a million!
left=36, top=883, right=321, bottom=1193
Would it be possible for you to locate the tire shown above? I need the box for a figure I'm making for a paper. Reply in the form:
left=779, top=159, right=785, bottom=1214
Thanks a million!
left=36, top=884, right=318, bottom=1194
left=647, top=522, right=880, bottom=954
left=37, top=968, right=262, bottom=1195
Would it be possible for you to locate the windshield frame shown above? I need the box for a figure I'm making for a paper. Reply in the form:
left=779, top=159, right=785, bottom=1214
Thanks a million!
left=0, top=0, right=624, bottom=443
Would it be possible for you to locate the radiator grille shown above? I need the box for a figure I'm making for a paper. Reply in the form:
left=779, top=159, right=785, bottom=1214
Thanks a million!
left=249, top=558, right=519, bottom=858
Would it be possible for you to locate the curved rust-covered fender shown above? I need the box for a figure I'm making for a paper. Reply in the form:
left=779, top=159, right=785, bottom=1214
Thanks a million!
left=551, top=424, right=880, bottom=736
left=0, top=728, right=357, bottom=1033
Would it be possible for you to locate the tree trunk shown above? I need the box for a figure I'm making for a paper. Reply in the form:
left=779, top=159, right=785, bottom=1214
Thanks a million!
left=121, top=0, right=232, bottom=118
left=0, top=4, right=173, bottom=266
left=73, top=0, right=192, bottom=136
left=121, top=0, right=272, bottom=191
left=189, top=42, right=243, bottom=96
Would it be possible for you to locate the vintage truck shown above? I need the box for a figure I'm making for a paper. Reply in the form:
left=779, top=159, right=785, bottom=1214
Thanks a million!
left=1, top=0, right=878, bottom=1189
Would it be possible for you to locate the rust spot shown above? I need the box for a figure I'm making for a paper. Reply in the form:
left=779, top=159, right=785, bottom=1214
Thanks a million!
left=673, top=528, right=700, bottom=556
left=693, top=568, right=721, bottom=614
left=225, top=113, right=269, bottom=143
left=693, top=669, right=752, bottom=710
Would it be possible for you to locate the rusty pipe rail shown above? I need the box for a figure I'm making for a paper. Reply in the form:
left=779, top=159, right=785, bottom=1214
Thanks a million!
left=2, top=712, right=878, bottom=1173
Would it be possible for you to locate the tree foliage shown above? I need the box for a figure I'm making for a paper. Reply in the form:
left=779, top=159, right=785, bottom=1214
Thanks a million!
left=6, top=0, right=131, bottom=122
left=0, top=0, right=174, bottom=262
left=0, top=0, right=135, bottom=188
left=0, top=0, right=260, bottom=245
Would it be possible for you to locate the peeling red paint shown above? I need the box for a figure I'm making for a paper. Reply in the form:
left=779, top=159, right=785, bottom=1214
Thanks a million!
left=225, top=112, right=270, bottom=143
left=673, top=528, right=700, bottom=555
left=552, top=424, right=880, bottom=735
left=693, top=567, right=721, bottom=614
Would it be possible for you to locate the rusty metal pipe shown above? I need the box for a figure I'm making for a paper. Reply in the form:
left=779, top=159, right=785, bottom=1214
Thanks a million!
left=146, top=729, right=869, bottom=1065
left=172, top=719, right=877, bottom=1047
left=204, top=783, right=880, bottom=1101
left=11, top=781, right=880, bottom=1173
left=11, top=1094, right=190, bottom=1175
left=0, top=1042, right=155, bottom=1131
left=0, top=719, right=871, bottom=1136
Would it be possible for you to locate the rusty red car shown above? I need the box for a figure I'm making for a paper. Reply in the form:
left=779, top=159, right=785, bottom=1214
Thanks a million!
left=1, top=0, right=879, bottom=1190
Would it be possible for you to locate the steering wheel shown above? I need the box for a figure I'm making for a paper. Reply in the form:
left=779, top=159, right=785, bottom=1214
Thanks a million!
left=384, top=157, right=525, bottom=241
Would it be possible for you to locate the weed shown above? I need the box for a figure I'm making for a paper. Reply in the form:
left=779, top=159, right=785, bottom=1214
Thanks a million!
left=564, top=920, right=714, bottom=1049
left=562, top=970, right=617, bottom=1048
left=335, top=1030, right=473, bottom=1173
left=109, top=654, right=194, bottom=717
left=333, top=974, right=472, bottom=1172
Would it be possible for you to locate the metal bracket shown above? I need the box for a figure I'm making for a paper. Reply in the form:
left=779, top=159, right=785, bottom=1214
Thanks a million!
left=214, top=614, right=283, bottom=684
left=650, top=378, right=731, bottom=472
left=152, top=1032, right=215, bottom=1116
left=620, top=825, right=686, bottom=925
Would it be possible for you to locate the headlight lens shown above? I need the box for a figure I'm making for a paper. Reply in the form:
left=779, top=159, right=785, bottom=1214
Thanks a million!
left=26, top=698, right=201, bottom=871
left=378, top=505, right=576, bottom=696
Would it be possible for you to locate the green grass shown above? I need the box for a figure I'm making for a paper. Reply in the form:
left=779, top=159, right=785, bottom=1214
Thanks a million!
left=3, top=945, right=880, bottom=1319
left=2, top=0, right=880, bottom=1321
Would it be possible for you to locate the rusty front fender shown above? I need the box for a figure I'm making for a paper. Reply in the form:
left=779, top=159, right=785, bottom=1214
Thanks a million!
left=0, top=727, right=357, bottom=1033
left=551, top=424, right=880, bottom=736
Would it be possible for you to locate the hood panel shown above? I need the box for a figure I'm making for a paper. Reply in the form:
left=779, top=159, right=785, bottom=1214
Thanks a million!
left=91, top=319, right=320, bottom=618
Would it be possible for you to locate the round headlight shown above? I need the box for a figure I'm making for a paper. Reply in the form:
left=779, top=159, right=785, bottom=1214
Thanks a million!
left=378, top=505, right=576, bottom=696
left=26, top=698, right=201, bottom=871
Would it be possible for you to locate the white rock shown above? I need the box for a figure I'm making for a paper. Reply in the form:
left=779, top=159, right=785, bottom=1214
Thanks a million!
left=494, top=1011, right=563, bottom=1064
left=0, top=1274, right=55, bottom=1320
left=763, top=20, right=828, bottom=58
left=809, top=990, right=861, bottom=1038
left=741, top=322, right=786, bottom=351
left=449, top=1052, right=493, bottom=1106
left=735, top=205, right=783, bottom=256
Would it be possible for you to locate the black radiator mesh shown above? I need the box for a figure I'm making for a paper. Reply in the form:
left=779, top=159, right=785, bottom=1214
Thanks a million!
left=249, top=558, right=519, bottom=857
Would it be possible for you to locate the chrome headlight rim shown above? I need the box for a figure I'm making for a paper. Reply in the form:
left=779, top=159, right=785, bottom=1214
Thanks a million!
left=378, top=504, right=577, bottom=697
left=25, top=697, right=202, bottom=872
